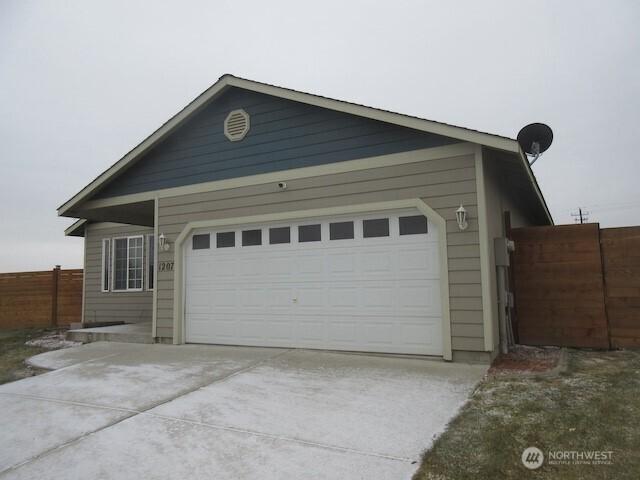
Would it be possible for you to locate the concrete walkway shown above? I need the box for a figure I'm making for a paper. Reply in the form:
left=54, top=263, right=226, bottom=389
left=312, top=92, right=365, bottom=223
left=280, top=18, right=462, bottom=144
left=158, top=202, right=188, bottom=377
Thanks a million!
left=0, top=343, right=486, bottom=479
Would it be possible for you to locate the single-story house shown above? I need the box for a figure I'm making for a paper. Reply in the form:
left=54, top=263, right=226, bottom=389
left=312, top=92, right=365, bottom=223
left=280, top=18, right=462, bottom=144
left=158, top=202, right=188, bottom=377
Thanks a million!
left=60, top=74, right=552, bottom=363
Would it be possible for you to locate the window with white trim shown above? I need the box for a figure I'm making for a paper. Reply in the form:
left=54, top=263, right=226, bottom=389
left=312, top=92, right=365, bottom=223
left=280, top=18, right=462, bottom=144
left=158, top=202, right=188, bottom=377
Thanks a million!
left=147, top=234, right=155, bottom=290
left=101, top=239, right=110, bottom=292
left=112, top=236, right=144, bottom=291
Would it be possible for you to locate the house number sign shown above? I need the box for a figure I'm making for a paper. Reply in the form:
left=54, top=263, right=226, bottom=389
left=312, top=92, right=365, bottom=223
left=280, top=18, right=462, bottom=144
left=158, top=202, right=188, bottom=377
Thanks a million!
left=159, top=261, right=174, bottom=272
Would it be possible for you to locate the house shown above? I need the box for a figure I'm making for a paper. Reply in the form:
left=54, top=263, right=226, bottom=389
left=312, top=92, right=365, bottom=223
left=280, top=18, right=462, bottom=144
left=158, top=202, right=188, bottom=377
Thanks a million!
left=60, top=74, right=552, bottom=363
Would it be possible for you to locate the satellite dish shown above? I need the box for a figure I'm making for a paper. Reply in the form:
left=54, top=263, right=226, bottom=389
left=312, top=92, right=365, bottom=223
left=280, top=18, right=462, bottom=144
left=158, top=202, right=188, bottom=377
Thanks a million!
left=517, top=123, right=553, bottom=166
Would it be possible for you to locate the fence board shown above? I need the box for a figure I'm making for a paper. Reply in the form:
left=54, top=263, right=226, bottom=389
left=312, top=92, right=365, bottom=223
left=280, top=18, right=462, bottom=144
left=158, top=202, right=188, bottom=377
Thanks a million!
left=601, top=227, right=640, bottom=347
left=0, top=268, right=83, bottom=329
left=511, top=224, right=610, bottom=348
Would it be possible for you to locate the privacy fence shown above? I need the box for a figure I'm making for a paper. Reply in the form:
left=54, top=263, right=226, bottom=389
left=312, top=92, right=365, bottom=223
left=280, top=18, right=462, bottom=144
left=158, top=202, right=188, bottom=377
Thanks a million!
left=511, top=224, right=640, bottom=349
left=0, top=267, right=83, bottom=329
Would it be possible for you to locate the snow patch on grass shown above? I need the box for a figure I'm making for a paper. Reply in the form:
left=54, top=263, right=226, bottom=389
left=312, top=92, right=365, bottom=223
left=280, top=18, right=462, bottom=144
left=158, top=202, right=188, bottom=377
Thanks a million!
left=25, top=331, right=81, bottom=350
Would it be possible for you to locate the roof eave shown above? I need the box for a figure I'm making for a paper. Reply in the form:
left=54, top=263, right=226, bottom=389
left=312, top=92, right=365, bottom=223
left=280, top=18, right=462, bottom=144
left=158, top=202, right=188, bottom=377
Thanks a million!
left=65, top=219, right=87, bottom=237
left=516, top=146, right=554, bottom=225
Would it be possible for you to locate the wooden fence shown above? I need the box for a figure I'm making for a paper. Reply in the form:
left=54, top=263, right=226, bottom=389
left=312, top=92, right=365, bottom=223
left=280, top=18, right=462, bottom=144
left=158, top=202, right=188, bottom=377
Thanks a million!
left=600, top=227, right=640, bottom=348
left=511, top=224, right=640, bottom=349
left=0, top=267, right=83, bottom=329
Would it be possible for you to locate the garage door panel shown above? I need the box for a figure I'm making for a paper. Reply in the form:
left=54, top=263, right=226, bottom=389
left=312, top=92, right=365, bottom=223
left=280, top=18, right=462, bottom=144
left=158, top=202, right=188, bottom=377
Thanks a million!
left=295, top=319, right=328, bottom=343
left=328, top=321, right=358, bottom=343
left=211, top=288, right=237, bottom=308
left=326, top=252, right=357, bottom=273
left=238, top=288, right=267, bottom=307
left=213, top=258, right=237, bottom=278
left=328, top=286, right=360, bottom=309
left=265, top=288, right=295, bottom=308
left=184, top=288, right=211, bottom=314
left=361, top=286, right=394, bottom=309
left=296, top=255, right=325, bottom=275
left=185, top=210, right=444, bottom=355
left=364, top=322, right=395, bottom=345
left=265, top=256, right=294, bottom=277
left=186, top=258, right=212, bottom=283
left=398, top=283, right=441, bottom=313
left=398, top=246, right=439, bottom=275
left=399, top=323, right=440, bottom=348
left=296, top=287, right=325, bottom=308
left=360, top=250, right=393, bottom=275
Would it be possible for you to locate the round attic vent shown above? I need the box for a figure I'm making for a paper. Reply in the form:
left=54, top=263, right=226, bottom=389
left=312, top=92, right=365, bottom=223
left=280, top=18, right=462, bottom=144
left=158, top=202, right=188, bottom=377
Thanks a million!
left=224, top=109, right=250, bottom=141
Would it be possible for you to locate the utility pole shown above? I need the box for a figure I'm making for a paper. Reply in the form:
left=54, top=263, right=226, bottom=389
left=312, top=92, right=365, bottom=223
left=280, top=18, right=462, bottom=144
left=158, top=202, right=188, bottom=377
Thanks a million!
left=571, top=207, right=589, bottom=224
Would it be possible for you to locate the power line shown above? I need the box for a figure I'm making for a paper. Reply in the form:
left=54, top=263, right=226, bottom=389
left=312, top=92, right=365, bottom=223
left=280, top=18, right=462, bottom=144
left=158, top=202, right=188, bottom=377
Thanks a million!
left=571, top=207, right=590, bottom=224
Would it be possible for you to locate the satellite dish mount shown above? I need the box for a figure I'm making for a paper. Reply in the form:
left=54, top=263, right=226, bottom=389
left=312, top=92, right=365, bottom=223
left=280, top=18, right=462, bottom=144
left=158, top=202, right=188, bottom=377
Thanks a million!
left=517, top=123, right=553, bottom=166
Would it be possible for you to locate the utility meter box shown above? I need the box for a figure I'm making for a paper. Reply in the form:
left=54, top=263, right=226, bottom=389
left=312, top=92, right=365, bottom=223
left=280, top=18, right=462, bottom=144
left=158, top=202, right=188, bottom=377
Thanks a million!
left=494, top=237, right=514, bottom=267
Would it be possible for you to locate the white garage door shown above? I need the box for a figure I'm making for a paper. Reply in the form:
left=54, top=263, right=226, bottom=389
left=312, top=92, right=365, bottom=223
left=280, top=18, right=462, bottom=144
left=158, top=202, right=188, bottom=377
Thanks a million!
left=184, top=210, right=443, bottom=355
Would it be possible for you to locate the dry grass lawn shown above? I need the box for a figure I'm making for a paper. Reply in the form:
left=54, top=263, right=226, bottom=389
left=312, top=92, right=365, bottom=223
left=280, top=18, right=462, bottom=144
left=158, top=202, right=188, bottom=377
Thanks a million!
left=0, top=329, right=55, bottom=384
left=413, top=349, right=640, bottom=479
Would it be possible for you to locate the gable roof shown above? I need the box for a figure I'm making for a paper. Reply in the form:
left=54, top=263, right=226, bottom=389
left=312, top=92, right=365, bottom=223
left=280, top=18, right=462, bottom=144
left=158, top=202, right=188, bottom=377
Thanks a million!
left=65, top=218, right=86, bottom=237
left=58, top=74, right=551, bottom=222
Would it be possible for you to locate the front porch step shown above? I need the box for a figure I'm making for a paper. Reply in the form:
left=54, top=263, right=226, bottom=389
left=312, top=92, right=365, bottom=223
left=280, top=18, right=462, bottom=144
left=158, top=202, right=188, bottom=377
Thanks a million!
left=66, top=323, right=153, bottom=344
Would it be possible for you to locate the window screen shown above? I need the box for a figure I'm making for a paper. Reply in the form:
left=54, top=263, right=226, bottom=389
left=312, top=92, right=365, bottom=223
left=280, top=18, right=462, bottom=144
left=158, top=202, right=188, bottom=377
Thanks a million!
left=101, top=239, right=110, bottom=292
left=113, top=238, right=128, bottom=290
left=399, top=215, right=428, bottom=235
left=216, top=232, right=235, bottom=248
left=363, top=218, right=389, bottom=238
left=330, top=221, right=354, bottom=240
left=127, top=236, right=143, bottom=290
left=147, top=235, right=155, bottom=290
left=298, top=224, right=321, bottom=242
left=192, top=234, right=210, bottom=250
left=269, top=227, right=290, bottom=244
left=242, top=229, right=262, bottom=246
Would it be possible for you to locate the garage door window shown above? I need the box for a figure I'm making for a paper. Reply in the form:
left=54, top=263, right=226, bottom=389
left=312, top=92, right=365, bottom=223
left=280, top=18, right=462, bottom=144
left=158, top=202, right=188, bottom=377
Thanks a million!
left=399, top=215, right=428, bottom=235
left=298, top=224, right=321, bottom=242
left=363, top=218, right=389, bottom=238
left=329, top=221, right=354, bottom=240
left=242, top=229, right=262, bottom=246
left=269, top=227, right=290, bottom=244
left=192, top=234, right=210, bottom=250
left=216, top=232, right=235, bottom=248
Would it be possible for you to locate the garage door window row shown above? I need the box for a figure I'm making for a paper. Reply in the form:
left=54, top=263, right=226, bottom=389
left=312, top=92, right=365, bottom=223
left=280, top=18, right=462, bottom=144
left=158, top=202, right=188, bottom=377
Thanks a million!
left=192, top=215, right=428, bottom=250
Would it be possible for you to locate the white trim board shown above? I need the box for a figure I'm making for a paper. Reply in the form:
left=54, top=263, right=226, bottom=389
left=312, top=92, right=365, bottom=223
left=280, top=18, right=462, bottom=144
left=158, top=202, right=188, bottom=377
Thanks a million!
left=474, top=146, right=495, bottom=353
left=152, top=197, right=159, bottom=338
left=58, top=74, right=531, bottom=217
left=170, top=198, right=453, bottom=361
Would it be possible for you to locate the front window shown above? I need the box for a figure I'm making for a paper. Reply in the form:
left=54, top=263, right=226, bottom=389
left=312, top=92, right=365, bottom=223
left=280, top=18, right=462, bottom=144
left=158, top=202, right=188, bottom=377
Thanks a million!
left=112, top=236, right=143, bottom=291
left=101, top=239, right=110, bottom=292
left=127, top=236, right=143, bottom=290
left=147, top=235, right=155, bottom=290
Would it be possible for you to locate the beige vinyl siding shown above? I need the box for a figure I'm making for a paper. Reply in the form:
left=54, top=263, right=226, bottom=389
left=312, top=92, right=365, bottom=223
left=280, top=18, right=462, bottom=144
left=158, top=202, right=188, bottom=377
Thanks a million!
left=481, top=149, right=546, bottom=355
left=156, top=152, right=486, bottom=353
left=83, top=222, right=153, bottom=324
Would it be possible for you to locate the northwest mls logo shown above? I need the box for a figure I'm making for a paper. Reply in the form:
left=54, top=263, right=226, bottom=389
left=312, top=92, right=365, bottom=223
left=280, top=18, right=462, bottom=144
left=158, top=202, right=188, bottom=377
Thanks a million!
left=522, top=447, right=544, bottom=469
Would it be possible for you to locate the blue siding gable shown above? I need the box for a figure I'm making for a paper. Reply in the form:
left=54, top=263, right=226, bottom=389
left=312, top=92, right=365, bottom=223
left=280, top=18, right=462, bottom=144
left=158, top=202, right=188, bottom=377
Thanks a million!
left=95, top=87, right=459, bottom=198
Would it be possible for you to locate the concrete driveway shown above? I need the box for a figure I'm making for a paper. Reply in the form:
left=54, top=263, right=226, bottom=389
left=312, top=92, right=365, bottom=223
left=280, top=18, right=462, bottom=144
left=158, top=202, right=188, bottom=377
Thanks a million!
left=0, top=342, right=486, bottom=479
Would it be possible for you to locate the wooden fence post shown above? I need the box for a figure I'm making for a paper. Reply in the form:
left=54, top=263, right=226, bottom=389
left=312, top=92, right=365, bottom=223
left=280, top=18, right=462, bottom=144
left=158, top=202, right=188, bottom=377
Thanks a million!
left=51, top=265, right=60, bottom=327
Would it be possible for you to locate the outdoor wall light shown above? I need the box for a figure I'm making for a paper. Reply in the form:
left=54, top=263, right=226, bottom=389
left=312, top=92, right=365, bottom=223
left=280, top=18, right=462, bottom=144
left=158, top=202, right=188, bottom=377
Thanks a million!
left=456, top=204, right=469, bottom=231
left=158, top=233, right=170, bottom=251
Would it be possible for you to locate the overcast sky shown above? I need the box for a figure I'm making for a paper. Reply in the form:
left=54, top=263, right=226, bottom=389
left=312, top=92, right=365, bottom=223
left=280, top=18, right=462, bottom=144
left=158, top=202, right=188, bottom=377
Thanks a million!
left=1, top=0, right=639, bottom=271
